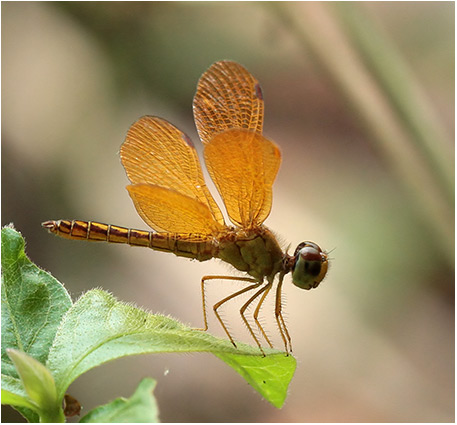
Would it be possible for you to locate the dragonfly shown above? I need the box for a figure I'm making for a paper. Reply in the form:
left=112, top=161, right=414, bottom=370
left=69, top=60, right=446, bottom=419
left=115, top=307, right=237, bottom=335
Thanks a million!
left=43, top=60, right=328, bottom=355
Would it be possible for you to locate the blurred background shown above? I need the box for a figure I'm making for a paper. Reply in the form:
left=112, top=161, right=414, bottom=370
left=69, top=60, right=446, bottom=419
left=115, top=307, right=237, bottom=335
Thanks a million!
left=2, top=2, right=454, bottom=422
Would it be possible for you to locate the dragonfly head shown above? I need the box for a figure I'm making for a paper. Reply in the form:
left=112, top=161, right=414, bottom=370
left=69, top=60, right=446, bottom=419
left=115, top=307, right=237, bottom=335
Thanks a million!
left=290, top=241, right=328, bottom=290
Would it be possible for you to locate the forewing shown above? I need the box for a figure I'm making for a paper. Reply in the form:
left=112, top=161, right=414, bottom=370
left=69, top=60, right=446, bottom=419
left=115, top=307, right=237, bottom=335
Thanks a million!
left=127, top=184, right=224, bottom=235
left=204, top=129, right=281, bottom=228
left=193, top=61, right=264, bottom=145
left=120, top=116, right=224, bottom=226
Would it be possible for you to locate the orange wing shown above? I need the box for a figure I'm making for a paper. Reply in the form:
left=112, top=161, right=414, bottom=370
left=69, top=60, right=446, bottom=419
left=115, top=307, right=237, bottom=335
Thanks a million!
left=194, top=61, right=281, bottom=228
left=193, top=61, right=264, bottom=145
left=204, top=129, right=281, bottom=228
left=120, top=116, right=225, bottom=235
left=126, top=184, right=224, bottom=235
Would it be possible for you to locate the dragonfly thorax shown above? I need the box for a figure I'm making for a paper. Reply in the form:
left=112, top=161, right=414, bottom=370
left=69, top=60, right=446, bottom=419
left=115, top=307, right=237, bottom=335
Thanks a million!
left=216, top=227, right=285, bottom=282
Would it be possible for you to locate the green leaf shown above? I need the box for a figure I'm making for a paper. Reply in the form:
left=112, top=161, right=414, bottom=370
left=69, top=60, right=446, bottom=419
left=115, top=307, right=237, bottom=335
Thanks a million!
left=1, top=226, right=72, bottom=376
left=48, top=289, right=296, bottom=408
left=1, top=226, right=72, bottom=422
left=6, top=349, right=64, bottom=422
left=215, top=352, right=296, bottom=409
left=7, top=349, right=57, bottom=408
left=1, top=374, right=40, bottom=422
left=1, top=388, right=37, bottom=411
left=80, top=378, right=159, bottom=423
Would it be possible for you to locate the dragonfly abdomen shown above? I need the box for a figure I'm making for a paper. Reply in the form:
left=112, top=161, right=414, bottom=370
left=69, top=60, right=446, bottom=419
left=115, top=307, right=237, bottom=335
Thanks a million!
left=42, top=220, right=214, bottom=261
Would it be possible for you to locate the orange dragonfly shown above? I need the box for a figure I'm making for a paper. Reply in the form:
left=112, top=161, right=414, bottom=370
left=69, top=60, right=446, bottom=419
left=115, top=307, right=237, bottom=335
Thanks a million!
left=43, top=61, right=328, bottom=354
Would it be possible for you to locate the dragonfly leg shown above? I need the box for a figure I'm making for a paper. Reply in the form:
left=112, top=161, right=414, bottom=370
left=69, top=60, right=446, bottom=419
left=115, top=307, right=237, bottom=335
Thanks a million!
left=213, top=280, right=262, bottom=349
left=195, top=276, right=210, bottom=332
left=239, top=283, right=273, bottom=356
left=275, top=273, right=293, bottom=354
left=196, top=275, right=252, bottom=332
left=197, top=275, right=260, bottom=349
left=252, top=282, right=274, bottom=349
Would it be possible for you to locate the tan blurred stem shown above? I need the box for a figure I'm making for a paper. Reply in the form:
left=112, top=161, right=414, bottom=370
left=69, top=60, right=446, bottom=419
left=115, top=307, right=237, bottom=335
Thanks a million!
left=270, top=2, right=453, bottom=263
left=334, top=2, right=454, bottom=203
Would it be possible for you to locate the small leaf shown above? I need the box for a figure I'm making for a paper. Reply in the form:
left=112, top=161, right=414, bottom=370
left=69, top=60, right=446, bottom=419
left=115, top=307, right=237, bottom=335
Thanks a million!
left=47, top=289, right=296, bottom=407
left=1, top=388, right=37, bottom=411
left=80, top=378, right=159, bottom=423
left=7, top=349, right=57, bottom=407
left=6, top=349, right=64, bottom=422
left=1, top=374, right=40, bottom=422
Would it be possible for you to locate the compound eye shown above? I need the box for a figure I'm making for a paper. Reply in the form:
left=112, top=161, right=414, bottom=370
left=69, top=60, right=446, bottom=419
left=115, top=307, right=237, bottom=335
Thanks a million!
left=293, top=241, right=320, bottom=257
left=291, top=242, right=328, bottom=290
